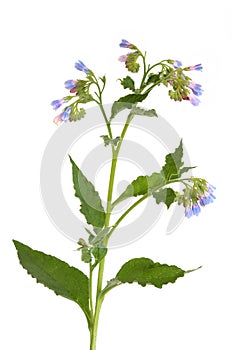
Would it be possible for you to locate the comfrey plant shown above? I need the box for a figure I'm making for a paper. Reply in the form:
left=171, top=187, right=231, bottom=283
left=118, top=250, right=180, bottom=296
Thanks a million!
left=13, top=39, right=215, bottom=350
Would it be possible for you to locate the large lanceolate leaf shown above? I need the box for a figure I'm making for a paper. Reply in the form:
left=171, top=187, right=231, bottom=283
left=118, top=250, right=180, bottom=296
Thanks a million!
left=13, top=240, right=91, bottom=324
left=69, top=156, right=105, bottom=228
left=113, top=173, right=165, bottom=207
left=161, top=140, right=195, bottom=181
left=116, top=258, right=197, bottom=288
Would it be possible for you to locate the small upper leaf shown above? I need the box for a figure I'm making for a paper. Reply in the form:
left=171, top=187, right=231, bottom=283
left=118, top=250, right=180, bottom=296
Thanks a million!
left=100, top=135, right=121, bottom=147
left=69, top=156, right=105, bottom=228
left=118, top=93, right=149, bottom=104
left=110, top=101, right=132, bottom=120
left=116, top=258, right=188, bottom=288
left=120, top=76, right=135, bottom=91
left=113, top=172, right=165, bottom=207
left=91, top=247, right=107, bottom=269
left=13, top=240, right=91, bottom=324
left=131, top=107, right=157, bottom=118
left=161, top=140, right=195, bottom=181
left=153, top=188, right=176, bottom=209
left=161, top=140, right=184, bottom=181
left=147, top=73, right=160, bottom=85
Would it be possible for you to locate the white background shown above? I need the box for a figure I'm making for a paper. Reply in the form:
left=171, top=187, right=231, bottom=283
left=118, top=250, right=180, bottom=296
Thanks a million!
left=1, top=0, right=232, bottom=349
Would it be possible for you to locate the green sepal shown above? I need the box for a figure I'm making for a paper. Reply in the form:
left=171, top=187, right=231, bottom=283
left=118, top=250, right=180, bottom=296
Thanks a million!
left=116, top=258, right=200, bottom=288
left=13, top=240, right=91, bottom=326
left=69, top=156, right=106, bottom=229
left=69, top=107, right=86, bottom=122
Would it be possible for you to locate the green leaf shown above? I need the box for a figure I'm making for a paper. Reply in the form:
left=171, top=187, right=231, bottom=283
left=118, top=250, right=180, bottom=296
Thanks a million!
left=110, top=94, right=149, bottom=120
left=132, top=107, right=157, bottom=118
left=147, top=73, right=160, bottom=85
left=179, top=166, right=196, bottom=176
left=161, top=140, right=184, bottom=181
left=13, top=240, right=91, bottom=324
left=90, top=227, right=110, bottom=246
left=100, top=135, right=121, bottom=147
left=69, top=156, right=105, bottom=228
left=120, top=76, right=135, bottom=91
left=118, top=93, right=148, bottom=104
left=153, top=188, right=176, bottom=209
left=110, top=101, right=132, bottom=120
left=113, top=173, right=165, bottom=207
left=81, top=247, right=92, bottom=263
left=92, top=247, right=107, bottom=269
left=116, top=258, right=196, bottom=288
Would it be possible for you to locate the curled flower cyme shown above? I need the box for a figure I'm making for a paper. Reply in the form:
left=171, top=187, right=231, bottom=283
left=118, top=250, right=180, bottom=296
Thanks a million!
left=185, top=183, right=216, bottom=218
left=75, top=60, right=89, bottom=74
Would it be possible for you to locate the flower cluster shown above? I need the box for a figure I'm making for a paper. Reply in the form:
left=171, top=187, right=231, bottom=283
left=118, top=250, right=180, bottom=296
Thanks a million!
left=166, top=61, right=203, bottom=106
left=182, top=181, right=216, bottom=218
left=51, top=61, right=93, bottom=125
left=118, top=39, right=140, bottom=73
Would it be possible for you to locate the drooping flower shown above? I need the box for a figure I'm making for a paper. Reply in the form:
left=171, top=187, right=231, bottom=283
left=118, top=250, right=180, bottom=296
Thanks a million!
left=51, top=98, right=66, bottom=110
left=185, top=201, right=201, bottom=218
left=61, top=106, right=71, bottom=121
left=118, top=52, right=140, bottom=73
left=185, top=206, right=193, bottom=218
left=75, top=60, right=89, bottom=74
left=119, top=39, right=135, bottom=49
left=53, top=114, right=63, bottom=125
left=192, top=202, right=201, bottom=216
left=187, top=63, right=203, bottom=71
left=189, top=82, right=203, bottom=96
left=65, top=80, right=77, bottom=90
left=183, top=94, right=201, bottom=106
left=173, top=60, right=182, bottom=68
left=118, top=55, right=127, bottom=62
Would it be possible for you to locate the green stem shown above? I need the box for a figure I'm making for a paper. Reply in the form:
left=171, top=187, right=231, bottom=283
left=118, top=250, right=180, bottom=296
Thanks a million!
left=90, top=295, right=104, bottom=350
left=108, top=193, right=148, bottom=237
left=89, top=263, right=94, bottom=318
left=90, top=107, right=132, bottom=350
left=99, top=102, right=113, bottom=139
